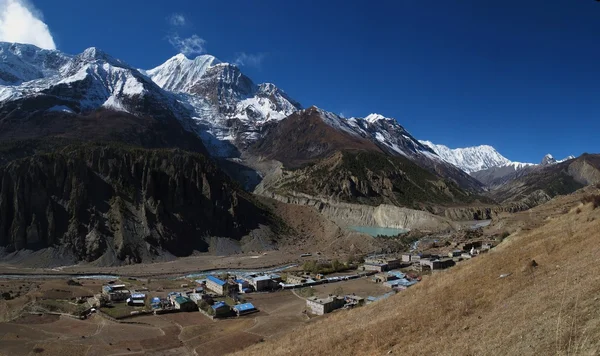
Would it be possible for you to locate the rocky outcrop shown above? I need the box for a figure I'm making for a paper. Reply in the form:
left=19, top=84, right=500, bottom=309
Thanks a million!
left=431, top=203, right=534, bottom=221
left=255, top=150, right=484, bottom=210
left=260, top=191, right=458, bottom=232
left=0, top=143, right=280, bottom=265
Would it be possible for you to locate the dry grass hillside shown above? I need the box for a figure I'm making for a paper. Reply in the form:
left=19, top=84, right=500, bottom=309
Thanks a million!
left=238, top=187, right=600, bottom=356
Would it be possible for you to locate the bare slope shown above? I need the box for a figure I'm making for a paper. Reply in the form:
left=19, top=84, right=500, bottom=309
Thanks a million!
left=239, top=187, right=600, bottom=356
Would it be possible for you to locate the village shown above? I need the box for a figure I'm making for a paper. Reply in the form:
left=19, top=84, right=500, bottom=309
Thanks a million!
left=89, top=238, right=497, bottom=320
left=0, top=233, right=499, bottom=355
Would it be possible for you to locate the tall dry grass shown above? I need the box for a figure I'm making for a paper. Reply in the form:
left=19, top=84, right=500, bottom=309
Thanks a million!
left=236, top=189, right=600, bottom=356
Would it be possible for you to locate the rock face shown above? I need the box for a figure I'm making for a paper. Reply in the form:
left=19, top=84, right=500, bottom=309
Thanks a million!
left=491, top=154, right=600, bottom=205
left=256, top=150, right=486, bottom=210
left=260, top=191, right=457, bottom=231
left=0, top=143, right=278, bottom=265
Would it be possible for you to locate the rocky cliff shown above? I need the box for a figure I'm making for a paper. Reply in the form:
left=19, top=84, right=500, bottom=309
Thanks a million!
left=259, top=191, right=458, bottom=232
left=258, top=151, right=487, bottom=210
left=0, top=143, right=282, bottom=265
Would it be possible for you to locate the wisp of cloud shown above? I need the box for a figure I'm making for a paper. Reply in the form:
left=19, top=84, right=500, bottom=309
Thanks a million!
left=234, top=52, right=266, bottom=68
left=168, top=34, right=206, bottom=57
left=0, top=0, right=56, bottom=49
left=168, top=13, right=186, bottom=27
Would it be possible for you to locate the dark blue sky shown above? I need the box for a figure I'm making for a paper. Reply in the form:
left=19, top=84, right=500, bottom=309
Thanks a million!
left=36, top=0, right=599, bottom=163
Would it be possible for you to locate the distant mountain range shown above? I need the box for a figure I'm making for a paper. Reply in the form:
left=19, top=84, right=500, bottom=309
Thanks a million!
left=0, top=41, right=598, bottom=265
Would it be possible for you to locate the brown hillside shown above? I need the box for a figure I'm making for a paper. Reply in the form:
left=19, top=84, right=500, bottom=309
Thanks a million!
left=238, top=187, right=600, bottom=356
left=251, top=106, right=382, bottom=168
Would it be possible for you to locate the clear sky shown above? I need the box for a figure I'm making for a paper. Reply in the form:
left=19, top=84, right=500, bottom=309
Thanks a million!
left=4, top=0, right=600, bottom=163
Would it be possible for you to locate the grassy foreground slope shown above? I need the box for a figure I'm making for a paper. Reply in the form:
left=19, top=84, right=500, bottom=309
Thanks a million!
left=239, top=188, right=600, bottom=356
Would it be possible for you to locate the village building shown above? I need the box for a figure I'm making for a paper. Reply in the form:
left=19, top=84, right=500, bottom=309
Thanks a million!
left=211, top=301, right=231, bottom=317
left=235, top=279, right=251, bottom=293
left=126, top=293, right=146, bottom=306
left=363, top=257, right=402, bottom=272
left=344, top=295, right=365, bottom=308
left=249, top=274, right=282, bottom=291
left=206, top=275, right=229, bottom=295
left=174, top=296, right=198, bottom=312
left=373, top=272, right=398, bottom=283
left=102, top=284, right=130, bottom=302
left=420, top=258, right=456, bottom=271
left=286, top=274, right=308, bottom=285
left=401, top=254, right=423, bottom=263
left=306, top=296, right=346, bottom=315
left=448, top=250, right=463, bottom=258
left=383, top=278, right=417, bottom=289
left=188, top=293, right=203, bottom=303
left=168, top=292, right=183, bottom=304
left=232, top=303, right=258, bottom=316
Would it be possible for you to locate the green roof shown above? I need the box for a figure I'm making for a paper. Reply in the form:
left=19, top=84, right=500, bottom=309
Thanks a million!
left=174, top=296, right=192, bottom=304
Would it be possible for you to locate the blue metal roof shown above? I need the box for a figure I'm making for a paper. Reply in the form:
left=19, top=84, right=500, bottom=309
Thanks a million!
left=151, top=297, right=160, bottom=303
left=131, top=293, right=146, bottom=299
left=235, top=279, right=246, bottom=284
left=212, top=301, right=228, bottom=310
left=387, top=271, right=406, bottom=279
left=385, top=278, right=417, bottom=287
left=253, top=275, right=272, bottom=281
left=207, top=275, right=226, bottom=286
left=233, top=303, right=256, bottom=312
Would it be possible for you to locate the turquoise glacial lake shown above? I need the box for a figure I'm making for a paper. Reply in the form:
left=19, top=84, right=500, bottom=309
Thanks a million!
left=348, top=226, right=409, bottom=237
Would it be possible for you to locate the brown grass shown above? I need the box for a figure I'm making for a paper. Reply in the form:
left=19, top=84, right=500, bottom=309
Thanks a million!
left=237, top=189, right=600, bottom=356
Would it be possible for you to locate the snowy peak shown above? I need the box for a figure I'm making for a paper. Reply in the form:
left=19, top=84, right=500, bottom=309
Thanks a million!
left=0, top=42, right=71, bottom=84
left=145, top=53, right=220, bottom=93
left=364, top=113, right=394, bottom=124
left=0, top=42, right=185, bottom=117
left=307, top=106, right=359, bottom=136
left=419, top=141, right=519, bottom=173
left=540, top=154, right=575, bottom=165
left=540, top=154, right=556, bottom=165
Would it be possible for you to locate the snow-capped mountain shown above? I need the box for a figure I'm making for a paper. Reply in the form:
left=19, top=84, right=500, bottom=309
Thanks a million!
left=417, top=141, right=536, bottom=174
left=540, top=154, right=576, bottom=165
left=419, top=140, right=576, bottom=187
left=0, top=42, right=71, bottom=85
left=252, top=107, right=485, bottom=191
left=144, top=53, right=301, bottom=156
left=0, top=42, right=301, bottom=157
left=349, top=114, right=438, bottom=160
left=0, top=43, right=186, bottom=118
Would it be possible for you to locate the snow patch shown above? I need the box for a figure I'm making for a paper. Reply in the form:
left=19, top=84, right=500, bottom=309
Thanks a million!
left=47, top=105, right=75, bottom=114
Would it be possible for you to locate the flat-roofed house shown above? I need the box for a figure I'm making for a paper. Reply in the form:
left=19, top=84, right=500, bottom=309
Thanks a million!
left=286, top=274, right=307, bottom=285
left=174, top=296, right=198, bottom=312
left=211, top=301, right=231, bottom=317
left=232, top=303, right=258, bottom=316
left=206, top=276, right=228, bottom=295
left=306, top=296, right=345, bottom=315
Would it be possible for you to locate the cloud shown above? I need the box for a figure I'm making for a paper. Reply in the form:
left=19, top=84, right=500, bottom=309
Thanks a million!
left=168, top=34, right=206, bottom=56
left=233, top=52, right=266, bottom=68
left=0, top=0, right=56, bottom=49
left=168, top=13, right=186, bottom=27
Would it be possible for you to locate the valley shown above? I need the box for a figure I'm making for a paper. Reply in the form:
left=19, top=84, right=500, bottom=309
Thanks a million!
left=0, top=32, right=598, bottom=356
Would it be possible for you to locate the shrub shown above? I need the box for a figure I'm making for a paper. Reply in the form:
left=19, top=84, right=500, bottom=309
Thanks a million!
left=581, top=194, right=600, bottom=209
left=67, top=279, right=82, bottom=286
left=576, top=208, right=582, bottom=214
